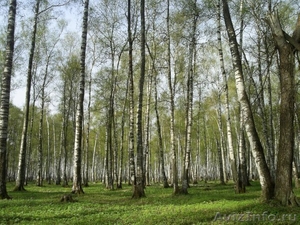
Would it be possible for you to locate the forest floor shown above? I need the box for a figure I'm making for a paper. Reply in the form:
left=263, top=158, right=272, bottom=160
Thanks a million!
left=0, top=181, right=299, bottom=224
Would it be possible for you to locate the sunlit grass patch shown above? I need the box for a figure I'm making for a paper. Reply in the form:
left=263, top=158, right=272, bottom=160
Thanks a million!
left=0, top=181, right=299, bottom=224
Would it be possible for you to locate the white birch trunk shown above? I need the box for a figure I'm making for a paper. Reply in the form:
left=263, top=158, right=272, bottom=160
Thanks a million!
left=222, top=0, right=274, bottom=201
left=72, top=0, right=89, bottom=194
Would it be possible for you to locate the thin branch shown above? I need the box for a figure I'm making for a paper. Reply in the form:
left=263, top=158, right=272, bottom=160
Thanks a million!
left=38, top=0, right=72, bottom=15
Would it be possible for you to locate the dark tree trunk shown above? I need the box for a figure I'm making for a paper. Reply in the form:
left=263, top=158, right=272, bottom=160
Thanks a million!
left=267, top=13, right=300, bottom=206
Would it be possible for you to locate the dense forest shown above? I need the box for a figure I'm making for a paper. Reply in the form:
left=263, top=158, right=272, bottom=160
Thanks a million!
left=0, top=0, right=300, bottom=207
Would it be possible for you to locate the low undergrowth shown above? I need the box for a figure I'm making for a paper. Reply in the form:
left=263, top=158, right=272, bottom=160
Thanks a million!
left=0, top=181, right=299, bottom=224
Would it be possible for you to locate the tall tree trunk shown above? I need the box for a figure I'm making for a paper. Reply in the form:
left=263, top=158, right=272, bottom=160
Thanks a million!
left=144, top=66, right=152, bottom=186
left=195, top=91, right=203, bottom=183
left=36, top=45, right=51, bottom=187
left=105, top=78, right=113, bottom=190
left=53, top=119, right=61, bottom=185
left=117, top=75, right=129, bottom=189
left=0, top=0, right=16, bottom=199
left=83, top=72, right=91, bottom=187
left=167, top=0, right=179, bottom=195
left=26, top=93, right=36, bottom=184
left=61, top=81, right=69, bottom=187
left=105, top=110, right=114, bottom=190
left=222, top=0, right=274, bottom=201
left=255, top=26, right=275, bottom=179
left=72, top=0, right=89, bottom=194
left=239, top=111, right=250, bottom=186
left=133, top=0, right=146, bottom=198
left=36, top=89, right=45, bottom=187
left=105, top=35, right=117, bottom=190
left=91, top=133, right=98, bottom=183
left=14, top=0, right=40, bottom=191
left=236, top=109, right=247, bottom=193
left=182, top=0, right=198, bottom=194
left=267, top=13, right=300, bottom=206
left=216, top=93, right=225, bottom=185
left=216, top=138, right=225, bottom=185
left=113, top=112, right=118, bottom=188
left=128, top=0, right=136, bottom=188
left=203, top=115, right=208, bottom=183
left=46, top=116, right=51, bottom=184
left=154, top=72, right=169, bottom=188
left=217, top=0, right=237, bottom=183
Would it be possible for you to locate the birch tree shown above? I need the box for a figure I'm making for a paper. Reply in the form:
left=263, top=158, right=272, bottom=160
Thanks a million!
left=167, top=0, right=179, bottom=195
left=14, top=0, right=40, bottom=191
left=72, top=0, right=89, bottom=194
left=222, top=0, right=274, bottom=201
left=182, top=0, right=199, bottom=194
left=216, top=0, right=237, bottom=186
left=132, top=0, right=146, bottom=198
left=0, top=0, right=17, bottom=199
left=127, top=0, right=136, bottom=188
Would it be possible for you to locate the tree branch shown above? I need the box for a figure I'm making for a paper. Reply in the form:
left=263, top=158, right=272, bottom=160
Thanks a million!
left=283, top=31, right=300, bottom=52
left=38, top=0, right=72, bottom=15
left=266, top=12, right=300, bottom=52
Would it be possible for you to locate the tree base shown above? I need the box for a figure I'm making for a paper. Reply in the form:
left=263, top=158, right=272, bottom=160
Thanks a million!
left=0, top=193, right=12, bottom=200
left=192, top=180, right=198, bottom=185
left=235, top=180, right=246, bottom=194
left=180, top=180, right=189, bottom=195
left=13, top=185, right=26, bottom=192
left=60, top=194, right=77, bottom=203
left=172, top=185, right=181, bottom=195
left=132, top=184, right=145, bottom=198
left=163, top=181, right=169, bottom=188
left=289, top=194, right=300, bottom=206
left=71, top=184, right=84, bottom=194
left=275, top=191, right=300, bottom=206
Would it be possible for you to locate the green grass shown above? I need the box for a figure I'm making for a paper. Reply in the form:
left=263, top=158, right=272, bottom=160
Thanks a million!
left=0, top=181, right=299, bottom=224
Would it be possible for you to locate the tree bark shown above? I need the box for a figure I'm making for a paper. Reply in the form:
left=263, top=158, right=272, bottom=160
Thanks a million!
left=154, top=70, right=169, bottom=188
left=182, top=0, right=198, bottom=194
left=144, top=66, right=152, bottom=186
left=133, top=0, right=146, bottom=198
left=72, top=0, right=89, bottom=194
left=222, top=0, right=274, bottom=201
left=167, top=0, right=179, bottom=195
left=83, top=72, right=91, bottom=187
left=0, top=0, right=16, bottom=199
left=14, top=0, right=40, bottom=191
left=216, top=138, right=225, bottom=185
left=217, top=0, right=237, bottom=183
left=267, top=13, right=300, bottom=206
left=91, top=133, right=98, bottom=182
left=128, top=0, right=136, bottom=188
left=36, top=35, right=54, bottom=186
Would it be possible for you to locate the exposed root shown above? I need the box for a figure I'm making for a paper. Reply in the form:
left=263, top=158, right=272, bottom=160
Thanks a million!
left=289, top=192, right=300, bottom=207
left=13, top=185, right=26, bottom=192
